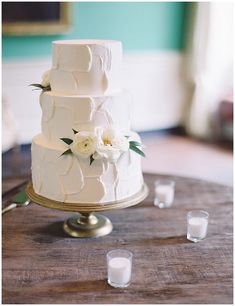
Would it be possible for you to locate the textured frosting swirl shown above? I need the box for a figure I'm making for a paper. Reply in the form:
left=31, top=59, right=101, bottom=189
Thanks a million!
left=32, top=133, right=143, bottom=204
left=50, top=40, right=122, bottom=95
left=40, top=90, right=131, bottom=145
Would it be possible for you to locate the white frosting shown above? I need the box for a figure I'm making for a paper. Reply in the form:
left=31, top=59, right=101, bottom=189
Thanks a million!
left=40, top=90, right=131, bottom=145
left=31, top=134, right=143, bottom=204
left=50, top=40, right=122, bottom=95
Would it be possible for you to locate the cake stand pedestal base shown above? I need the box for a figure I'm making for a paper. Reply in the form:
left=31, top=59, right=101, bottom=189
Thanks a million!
left=26, top=182, right=148, bottom=239
left=63, top=212, right=113, bottom=238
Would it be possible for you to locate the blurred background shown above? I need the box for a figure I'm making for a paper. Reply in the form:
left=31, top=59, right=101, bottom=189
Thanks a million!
left=2, top=1, right=233, bottom=185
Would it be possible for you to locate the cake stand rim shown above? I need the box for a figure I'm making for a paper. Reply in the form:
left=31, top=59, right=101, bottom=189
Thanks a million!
left=26, top=182, right=149, bottom=212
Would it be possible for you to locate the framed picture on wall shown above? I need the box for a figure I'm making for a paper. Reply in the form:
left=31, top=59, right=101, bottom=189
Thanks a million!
left=2, top=2, right=71, bottom=35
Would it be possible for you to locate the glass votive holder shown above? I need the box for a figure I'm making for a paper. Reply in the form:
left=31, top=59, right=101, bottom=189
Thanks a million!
left=187, top=210, right=209, bottom=242
left=154, top=180, right=175, bottom=208
left=107, top=249, right=133, bottom=288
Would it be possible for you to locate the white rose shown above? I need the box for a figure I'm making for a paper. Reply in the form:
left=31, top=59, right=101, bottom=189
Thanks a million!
left=112, top=135, right=129, bottom=152
left=101, top=128, right=116, bottom=143
left=41, top=70, right=50, bottom=87
left=70, top=131, right=97, bottom=158
left=102, top=127, right=129, bottom=152
left=93, top=128, right=129, bottom=162
left=93, top=145, right=121, bottom=162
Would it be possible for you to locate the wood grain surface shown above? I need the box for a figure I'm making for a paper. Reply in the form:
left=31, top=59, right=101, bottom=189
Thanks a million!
left=2, top=173, right=233, bottom=304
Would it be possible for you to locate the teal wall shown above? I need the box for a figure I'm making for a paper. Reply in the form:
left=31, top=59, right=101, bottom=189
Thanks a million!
left=2, top=2, right=188, bottom=60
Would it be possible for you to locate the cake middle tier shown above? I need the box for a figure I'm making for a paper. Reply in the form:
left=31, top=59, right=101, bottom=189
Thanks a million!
left=40, top=90, right=131, bottom=145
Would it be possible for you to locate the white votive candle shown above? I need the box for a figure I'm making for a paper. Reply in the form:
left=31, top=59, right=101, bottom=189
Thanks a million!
left=187, top=211, right=209, bottom=242
left=107, top=250, right=133, bottom=288
left=154, top=180, right=175, bottom=208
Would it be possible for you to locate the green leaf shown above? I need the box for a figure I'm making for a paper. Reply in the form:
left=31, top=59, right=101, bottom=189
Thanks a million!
left=60, top=149, right=72, bottom=156
left=129, top=140, right=142, bottom=147
left=90, top=155, right=95, bottom=165
left=72, top=129, right=78, bottom=134
left=60, top=138, right=73, bottom=145
left=29, top=83, right=51, bottom=92
left=42, top=85, right=51, bottom=92
left=130, top=145, right=146, bottom=157
left=29, top=83, right=44, bottom=89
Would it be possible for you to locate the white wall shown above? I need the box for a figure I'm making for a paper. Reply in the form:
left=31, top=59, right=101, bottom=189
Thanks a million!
left=123, top=52, right=186, bottom=131
left=2, top=51, right=187, bottom=149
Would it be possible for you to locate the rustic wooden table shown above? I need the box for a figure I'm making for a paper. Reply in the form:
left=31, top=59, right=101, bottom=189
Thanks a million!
left=2, top=173, right=233, bottom=304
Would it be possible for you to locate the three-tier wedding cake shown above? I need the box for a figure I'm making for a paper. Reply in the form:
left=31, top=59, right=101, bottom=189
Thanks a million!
left=31, top=40, right=145, bottom=204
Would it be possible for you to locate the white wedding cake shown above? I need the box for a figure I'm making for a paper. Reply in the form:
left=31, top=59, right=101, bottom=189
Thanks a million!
left=31, top=40, right=145, bottom=204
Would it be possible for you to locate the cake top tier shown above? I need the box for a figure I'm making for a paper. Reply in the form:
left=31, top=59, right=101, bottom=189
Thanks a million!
left=50, top=39, right=122, bottom=96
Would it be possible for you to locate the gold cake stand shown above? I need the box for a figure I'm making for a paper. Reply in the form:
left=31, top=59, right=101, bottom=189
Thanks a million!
left=26, top=182, right=148, bottom=238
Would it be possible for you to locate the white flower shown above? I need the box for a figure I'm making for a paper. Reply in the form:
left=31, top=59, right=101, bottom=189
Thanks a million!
left=93, top=145, right=121, bottom=162
left=102, top=128, right=129, bottom=151
left=70, top=131, right=97, bottom=158
left=41, top=70, right=50, bottom=87
left=93, top=128, right=129, bottom=162
left=112, top=134, right=129, bottom=152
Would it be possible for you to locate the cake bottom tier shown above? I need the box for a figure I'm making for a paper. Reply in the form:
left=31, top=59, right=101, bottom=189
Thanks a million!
left=32, top=134, right=144, bottom=204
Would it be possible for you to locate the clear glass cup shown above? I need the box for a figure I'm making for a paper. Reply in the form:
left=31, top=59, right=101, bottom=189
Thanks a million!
left=187, top=210, right=209, bottom=242
left=154, top=180, right=175, bottom=208
left=107, top=249, right=133, bottom=288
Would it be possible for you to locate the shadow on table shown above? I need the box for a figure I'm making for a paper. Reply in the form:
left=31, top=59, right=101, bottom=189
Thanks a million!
left=42, top=279, right=110, bottom=294
left=147, top=235, right=190, bottom=246
left=35, top=221, right=68, bottom=241
left=108, top=223, right=190, bottom=246
left=35, top=221, right=190, bottom=248
left=113, top=235, right=190, bottom=248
